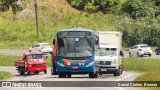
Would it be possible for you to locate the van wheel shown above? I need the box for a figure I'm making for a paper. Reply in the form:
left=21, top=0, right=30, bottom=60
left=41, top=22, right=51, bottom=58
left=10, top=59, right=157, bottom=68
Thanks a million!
left=149, top=54, right=151, bottom=57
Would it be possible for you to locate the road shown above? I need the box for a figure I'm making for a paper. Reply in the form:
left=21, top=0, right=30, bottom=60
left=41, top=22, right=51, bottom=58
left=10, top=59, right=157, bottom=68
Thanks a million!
left=0, top=49, right=159, bottom=59
left=0, top=49, right=158, bottom=90
left=0, top=67, right=141, bottom=90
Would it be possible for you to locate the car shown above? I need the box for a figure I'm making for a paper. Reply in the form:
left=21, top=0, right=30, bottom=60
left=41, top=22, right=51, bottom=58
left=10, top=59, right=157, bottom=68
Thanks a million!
left=155, top=46, right=160, bottom=55
left=29, top=43, right=53, bottom=54
left=129, top=44, right=152, bottom=57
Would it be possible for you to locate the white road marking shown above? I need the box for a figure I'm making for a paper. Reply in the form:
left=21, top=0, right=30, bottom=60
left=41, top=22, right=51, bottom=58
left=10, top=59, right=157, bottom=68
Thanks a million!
left=114, top=73, right=133, bottom=90
left=116, top=73, right=133, bottom=81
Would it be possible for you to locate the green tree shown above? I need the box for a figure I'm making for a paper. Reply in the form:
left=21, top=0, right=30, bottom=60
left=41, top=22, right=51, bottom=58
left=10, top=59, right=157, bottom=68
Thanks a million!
left=0, top=0, right=25, bottom=14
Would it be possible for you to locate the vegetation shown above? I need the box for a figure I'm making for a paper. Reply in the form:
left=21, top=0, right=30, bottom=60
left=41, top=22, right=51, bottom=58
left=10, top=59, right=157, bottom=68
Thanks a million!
left=0, top=71, right=13, bottom=80
left=124, top=57, right=160, bottom=90
left=0, top=0, right=159, bottom=48
left=0, top=0, right=25, bottom=14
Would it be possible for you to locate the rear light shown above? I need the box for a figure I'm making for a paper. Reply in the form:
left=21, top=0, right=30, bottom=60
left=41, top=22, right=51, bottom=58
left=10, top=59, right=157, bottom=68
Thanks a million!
left=139, top=49, right=142, bottom=51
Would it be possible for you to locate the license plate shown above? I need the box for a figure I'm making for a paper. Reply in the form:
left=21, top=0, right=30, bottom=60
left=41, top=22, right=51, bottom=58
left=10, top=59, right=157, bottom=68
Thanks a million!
left=145, top=52, right=149, bottom=54
left=101, top=69, right=106, bottom=71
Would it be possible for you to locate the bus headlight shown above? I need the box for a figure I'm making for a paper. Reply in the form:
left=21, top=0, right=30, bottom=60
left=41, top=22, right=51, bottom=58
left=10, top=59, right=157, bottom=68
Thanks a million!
left=86, top=61, right=94, bottom=67
left=57, top=62, right=65, bottom=67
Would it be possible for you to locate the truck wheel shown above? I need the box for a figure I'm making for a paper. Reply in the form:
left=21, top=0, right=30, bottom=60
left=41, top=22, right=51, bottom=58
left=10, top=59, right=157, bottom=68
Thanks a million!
left=44, top=70, right=47, bottom=74
left=114, top=69, right=121, bottom=76
left=141, top=55, right=143, bottom=57
left=20, top=71, right=25, bottom=75
left=95, top=72, right=98, bottom=78
left=149, top=54, right=151, bottom=57
left=27, top=71, right=30, bottom=75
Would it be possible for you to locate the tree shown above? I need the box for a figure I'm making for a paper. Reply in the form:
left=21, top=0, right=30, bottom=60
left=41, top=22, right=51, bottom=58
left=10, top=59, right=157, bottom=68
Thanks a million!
left=0, top=0, right=25, bottom=14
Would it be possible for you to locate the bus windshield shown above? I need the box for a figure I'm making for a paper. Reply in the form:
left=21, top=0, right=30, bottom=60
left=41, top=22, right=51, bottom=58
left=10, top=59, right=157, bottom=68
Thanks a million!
left=58, top=37, right=93, bottom=57
left=28, top=54, right=44, bottom=61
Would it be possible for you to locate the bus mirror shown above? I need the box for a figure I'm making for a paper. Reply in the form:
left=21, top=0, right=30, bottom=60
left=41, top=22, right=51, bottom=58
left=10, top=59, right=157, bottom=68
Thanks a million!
left=53, top=39, right=56, bottom=45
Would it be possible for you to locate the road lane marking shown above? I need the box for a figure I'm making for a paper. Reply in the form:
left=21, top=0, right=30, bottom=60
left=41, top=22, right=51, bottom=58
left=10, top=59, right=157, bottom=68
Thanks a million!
left=114, top=73, right=133, bottom=90
left=116, top=73, right=133, bottom=81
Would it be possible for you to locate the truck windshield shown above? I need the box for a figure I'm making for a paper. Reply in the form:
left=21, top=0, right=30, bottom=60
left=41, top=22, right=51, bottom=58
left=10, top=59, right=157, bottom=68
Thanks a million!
left=58, top=37, right=93, bottom=57
left=28, top=54, right=44, bottom=61
left=96, top=48, right=117, bottom=56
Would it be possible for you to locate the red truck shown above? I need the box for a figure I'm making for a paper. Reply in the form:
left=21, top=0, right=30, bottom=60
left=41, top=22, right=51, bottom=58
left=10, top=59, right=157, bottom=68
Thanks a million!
left=15, top=52, right=47, bottom=75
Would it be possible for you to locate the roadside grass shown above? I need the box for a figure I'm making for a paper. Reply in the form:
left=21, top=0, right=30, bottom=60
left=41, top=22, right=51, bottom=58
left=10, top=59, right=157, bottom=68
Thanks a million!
left=123, top=57, right=160, bottom=90
left=0, top=54, right=52, bottom=67
left=123, top=57, right=160, bottom=72
left=0, top=71, right=13, bottom=80
left=0, top=54, right=21, bottom=66
left=0, top=0, right=115, bottom=49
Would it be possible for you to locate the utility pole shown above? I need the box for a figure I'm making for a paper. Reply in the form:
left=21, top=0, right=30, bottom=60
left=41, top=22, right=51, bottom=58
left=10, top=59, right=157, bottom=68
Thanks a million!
left=34, top=0, right=39, bottom=38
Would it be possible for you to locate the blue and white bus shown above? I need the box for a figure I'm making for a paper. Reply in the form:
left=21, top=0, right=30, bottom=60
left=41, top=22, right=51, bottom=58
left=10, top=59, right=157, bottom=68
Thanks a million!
left=52, top=28, right=99, bottom=78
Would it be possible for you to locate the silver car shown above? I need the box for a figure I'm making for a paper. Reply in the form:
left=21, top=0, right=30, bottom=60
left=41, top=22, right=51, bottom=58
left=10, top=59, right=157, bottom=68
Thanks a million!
left=29, top=43, right=53, bottom=54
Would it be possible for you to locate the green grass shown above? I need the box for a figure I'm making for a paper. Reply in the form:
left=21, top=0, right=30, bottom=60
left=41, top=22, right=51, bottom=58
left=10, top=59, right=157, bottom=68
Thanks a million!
left=0, top=0, right=116, bottom=49
left=123, top=57, right=160, bottom=90
left=0, top=54, right=52, bottom=67
left=0, top=71, right=13, bottom=80
left=123, top=57, right=160, bottom=72
left=0, top=54, right=22, bottom=66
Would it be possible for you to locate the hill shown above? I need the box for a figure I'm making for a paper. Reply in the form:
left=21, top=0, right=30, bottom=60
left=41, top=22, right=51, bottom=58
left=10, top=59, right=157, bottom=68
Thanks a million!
left=0, top=0, right=115, bottom=49
left=0, top=0, right=160, bottom=49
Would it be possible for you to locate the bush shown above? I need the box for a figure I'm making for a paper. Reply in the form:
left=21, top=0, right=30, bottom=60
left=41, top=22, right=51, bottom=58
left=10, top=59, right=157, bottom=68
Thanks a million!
left=67, top=0, right=120, bottom=13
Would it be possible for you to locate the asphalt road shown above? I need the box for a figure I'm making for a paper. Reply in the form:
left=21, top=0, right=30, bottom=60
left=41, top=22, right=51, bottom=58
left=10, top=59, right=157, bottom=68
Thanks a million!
left=0, top=67, right=141, bottom=90
left=0, top=49, right=158, bottom=90
left=0, top=49, right=159, bottom=59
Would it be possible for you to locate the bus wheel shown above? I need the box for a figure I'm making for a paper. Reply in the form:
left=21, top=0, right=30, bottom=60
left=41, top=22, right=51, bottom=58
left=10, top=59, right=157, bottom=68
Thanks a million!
left=59, top=72, right=66, bottom=78
left=89, top=72, right=97, bottom=78
left=67, top=74, right=72, bottom=78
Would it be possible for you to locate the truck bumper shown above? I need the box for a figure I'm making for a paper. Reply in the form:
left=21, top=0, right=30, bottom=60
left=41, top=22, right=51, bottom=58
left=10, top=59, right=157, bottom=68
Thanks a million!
left=28, top=66, right=47, bottom=72
left=98, top=66, right=121, bottom=74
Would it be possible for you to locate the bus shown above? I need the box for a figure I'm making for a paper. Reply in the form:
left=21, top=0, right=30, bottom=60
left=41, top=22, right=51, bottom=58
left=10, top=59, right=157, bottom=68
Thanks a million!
left=51, top=28, right=99, bottom=78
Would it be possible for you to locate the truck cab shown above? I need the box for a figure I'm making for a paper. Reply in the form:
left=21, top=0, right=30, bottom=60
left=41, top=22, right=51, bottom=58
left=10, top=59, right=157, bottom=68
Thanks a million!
left=15, top=52, right=47, bottom=75
left=95, top=44, right=123, bottom=76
